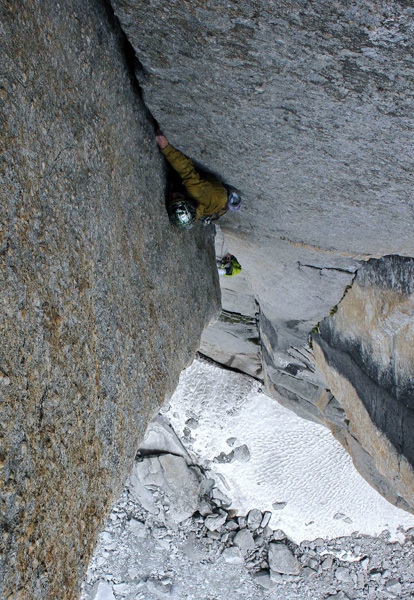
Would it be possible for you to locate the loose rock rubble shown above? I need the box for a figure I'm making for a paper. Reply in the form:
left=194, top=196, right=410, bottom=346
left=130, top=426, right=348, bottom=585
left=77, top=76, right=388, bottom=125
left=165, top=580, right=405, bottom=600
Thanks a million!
left=81, top=416, right=414, bottom=600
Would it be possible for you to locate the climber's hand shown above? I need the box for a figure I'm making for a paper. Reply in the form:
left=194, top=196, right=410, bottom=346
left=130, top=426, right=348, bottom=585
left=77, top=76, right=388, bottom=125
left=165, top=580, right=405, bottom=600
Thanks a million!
left=156, top=133, right=169, bottom=149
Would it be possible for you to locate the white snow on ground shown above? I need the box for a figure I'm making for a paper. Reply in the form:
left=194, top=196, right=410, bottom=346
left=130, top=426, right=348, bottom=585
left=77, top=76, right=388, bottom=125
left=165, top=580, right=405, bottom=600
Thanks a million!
left=81, top=357, right=414, bottom=600
left=162, top=358, right=414, bottom=544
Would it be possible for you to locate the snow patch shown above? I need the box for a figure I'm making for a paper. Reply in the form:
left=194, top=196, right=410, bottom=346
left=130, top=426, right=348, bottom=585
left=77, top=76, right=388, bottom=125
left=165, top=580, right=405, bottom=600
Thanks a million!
left=163, top=358, right=414, bottom=544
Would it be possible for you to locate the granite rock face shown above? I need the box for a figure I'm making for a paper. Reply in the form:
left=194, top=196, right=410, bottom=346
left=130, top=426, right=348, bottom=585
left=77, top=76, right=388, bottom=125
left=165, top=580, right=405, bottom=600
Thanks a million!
left=2, top=1, right=414, bottom=596
left=0, top=2, right=219, bottom=599
left=314, top=256, right=414, bottom=512
left=200, top=226, right=262, bottom=378
left=110, top=0, right=414, bottom=507
left=111, top=0, right=413, bottom=391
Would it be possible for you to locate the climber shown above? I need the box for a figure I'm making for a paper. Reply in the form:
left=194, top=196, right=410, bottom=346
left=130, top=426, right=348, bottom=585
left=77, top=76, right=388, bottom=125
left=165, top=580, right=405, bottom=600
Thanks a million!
left=155, top=131, right=241, bottom=229
left=217, top=253, right=242, bottom=277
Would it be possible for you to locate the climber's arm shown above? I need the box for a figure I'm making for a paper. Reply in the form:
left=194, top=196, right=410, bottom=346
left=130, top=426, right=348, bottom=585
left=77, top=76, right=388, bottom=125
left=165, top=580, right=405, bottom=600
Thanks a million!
left=156, top=134, right=211, bottom=201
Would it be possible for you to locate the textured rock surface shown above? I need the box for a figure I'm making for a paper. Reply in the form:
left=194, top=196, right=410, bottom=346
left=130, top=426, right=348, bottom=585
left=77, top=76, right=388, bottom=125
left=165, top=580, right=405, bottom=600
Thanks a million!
left=130, top=455, right=201, bottom=525
left=111, top=0, right=414, bottom=505
left=0, top=2, right=219, bottom=599
left=314, top=256, right=414, bottom=512
left=112, top=0, right=414, bottom=258
left=2, top=0, right=414, bottom=595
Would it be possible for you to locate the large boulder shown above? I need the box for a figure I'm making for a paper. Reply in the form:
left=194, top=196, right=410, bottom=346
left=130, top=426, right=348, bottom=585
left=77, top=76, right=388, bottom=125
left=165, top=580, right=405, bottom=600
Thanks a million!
left=0, top=2, right=220, bottom=599
left=130, top=454, right=201, bottom=525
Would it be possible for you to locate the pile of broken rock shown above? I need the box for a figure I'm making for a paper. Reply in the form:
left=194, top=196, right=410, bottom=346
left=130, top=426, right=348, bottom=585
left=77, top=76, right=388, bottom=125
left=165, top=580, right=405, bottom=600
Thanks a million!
left=130, top=414, right=304, bottom=580
left=81, top=415, right=414, bottom=600
left=128, top=421, right=302, bottom=588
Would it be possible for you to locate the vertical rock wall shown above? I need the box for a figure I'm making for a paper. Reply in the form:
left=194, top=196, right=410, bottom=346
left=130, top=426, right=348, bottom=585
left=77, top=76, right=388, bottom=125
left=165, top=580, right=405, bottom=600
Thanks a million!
left=0, top=2, right=220, bottom=598
left=314, top=256, right=414, bottom=511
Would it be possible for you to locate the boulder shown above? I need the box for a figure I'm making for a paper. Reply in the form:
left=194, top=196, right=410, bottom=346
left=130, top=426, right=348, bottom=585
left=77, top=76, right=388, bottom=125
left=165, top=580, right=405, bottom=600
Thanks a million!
left=335, top=567, right=353, bottom=583
left=268, top=543, right=301, bottom=575
left=204, top=512, right=228, bottom=532
left=92, top=582, right=115, bottom=600
left=247, top=509, right=263, bottom=532
left=222, top=547, right=244, bottom=565
left=138, top=415, right=191, bottom=460
left=129, top=519, right=146, bottom=539
left=233, top=528, right=255, bottom=554
left=253, top=571, right=277, bottom=590
left=131, top=455, right=201, bottom=524
left=385, top=579, right=402, bottom=595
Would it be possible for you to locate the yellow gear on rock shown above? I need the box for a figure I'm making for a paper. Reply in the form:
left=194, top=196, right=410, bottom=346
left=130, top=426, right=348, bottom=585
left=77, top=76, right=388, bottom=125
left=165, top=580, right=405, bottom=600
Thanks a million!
left=225, top=256, right=242, bottom=277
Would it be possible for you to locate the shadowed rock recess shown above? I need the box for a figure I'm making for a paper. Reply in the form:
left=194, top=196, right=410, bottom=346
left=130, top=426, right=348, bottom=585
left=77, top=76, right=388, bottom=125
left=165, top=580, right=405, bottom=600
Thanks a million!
left=111, top=0, right=414, bottom=509
left=0, top=1, right=219, bottom=599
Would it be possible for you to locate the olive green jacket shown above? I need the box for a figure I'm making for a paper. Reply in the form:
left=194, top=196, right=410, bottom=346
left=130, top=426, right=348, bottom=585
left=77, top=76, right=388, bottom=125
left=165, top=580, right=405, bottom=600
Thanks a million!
left=162, top=144, right=228, bottom=220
